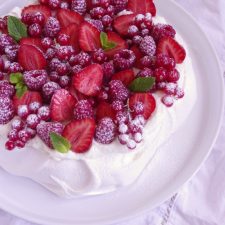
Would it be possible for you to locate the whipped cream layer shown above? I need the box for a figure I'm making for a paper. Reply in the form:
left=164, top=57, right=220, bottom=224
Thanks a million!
left=0, top=8, right=197, bottom=198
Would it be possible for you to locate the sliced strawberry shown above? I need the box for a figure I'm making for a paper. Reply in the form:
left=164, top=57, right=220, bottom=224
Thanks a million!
left=59, top=24, right=80, bottom=53
left=113, top=14, right=136, bottom=36
left=68, top=85, right=86, bottom=101
left=104, top=32, right=128, bottom=58
left=13, top=91, right=42, bottom=110
left=127, top=0, right=156, bottom=16
left=111, top=69, right=135, bottom=87
left=78, top=21, right=101, bottom=52
left=96, top=102, right=116, bottom=121
left=18, top=44, right=47, bottom=71
left=21, top=5, right=51, bottom=22
left=157, top=37, right=186, bottom=64
left=20, top=37, right=44, bottom=52
left=50, top=89, right=77, bottom=122
left=73, top=64, right=103, bottom=96
left=130, top=45, right=144, bottom=69
left=129, top=93, right=156, bottom=119
left=57, top=9, right=83, bottom=28
left=63, top=118, right=96, bottom=153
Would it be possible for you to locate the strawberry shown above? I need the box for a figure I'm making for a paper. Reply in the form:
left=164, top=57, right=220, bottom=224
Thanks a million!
left=21, top=5, right=51, bottom=22
left=104, top=32, right=128, bottom=58
left=68, top=85, right=86, bottom=101
left=73, top=64, right=103, bottom=96
left=18, top=44, right=47, bottom=71
left=59, top=24, right=80, bottom=53
left=50, top=89, right=77, bottom=122
left=129, top=93, right=156, bottom=119
left=96, top=101, right=116, bottom=121
left=78, top=21, right=101, bottom=52
left=13, top=91, right=42, bottom=110
left=57, top=9, right=84, bottom=28
left=127, top=0, right=156, bottom=16
left=130, top=45, right=144, bottom=69
left=111, top=69, right=135, bottom=86
left=157, top=37, right=186, bottom=64
left=20, top=37, right=44, bottom=52
left=113, top=14, right=136, bottom=36
left=62, top=118, right=96, bottom=153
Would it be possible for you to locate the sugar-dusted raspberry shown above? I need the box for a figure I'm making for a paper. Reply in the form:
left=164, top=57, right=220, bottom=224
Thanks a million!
left=111, top=100, right=124, bottom=112
left=90, top=7, right=106, bottom=19
left=175, top=87, right=184, bottom=99
left=140, top=55, right=156, bottom=68
left=59, top=75, right=70, bottom=87
left=102, top=61, right=115, bottom=82
left=134, top=14, right=145, bottom=27
left=37, top=106, right=50, bottom=121
left=28, top=23, right=42, bottom=37
left=133, top=132, right=142, bottom=143
left=95, top=117, right=116, bottom=144
left=74, top=100, right=94, bottom=120
left=127, top=139, right=136, bottom=150
left=26, top=114, right=40, bottom=129
left=0, top=34, right=14, bottom=53
left=157, top=81, right=167, bottom=90
left=49, top=71, right=60, bottom=82
left=45, top=48, right=56, bottom=60
left=17, top=105, right=30, bottom=119
left=118, top=133, right=129, bottom=145
left=85, top=19, right=104, bottom=31
left=154, top=67, right=167, bottom=82
left=0, top=97, right=15, bottom=124
left=118, top=123, right=128, bottom=134
left=164, top=82, right=177, bottom=95
left=48, top=0, right=61, bottom=9
left=115, top=110, right=129, bottom=125
left=102, top=15, right=113, bottom=27
left=44, top=17, right=61, bottom=38
left=49, top=58, right=61, bottom=71
left=161, top=95, right=174, bottom=107
left=143, top=13, right=152, bottom=29
left=42, top=81, right=61, bottom=101
left=151, top=24, right=176, bottom=42
left=106, top=5, right=115, bottom=17
left=128, top=120, right=143, bottom=134
left=71, top=0, right=87, bottom=15
left=57, top=33, right=70, bottom=46
left=7, top=129, right=18, bottom=141
left=56, top=46, right=74, bottom=61
left=92, top=0, right=110, bottom=8
left=18, top=129, right=31, bottom=143
left=41, top=37, right=54, bottom=50
left=74, top=51, right=91, bottom=67
left=109, top=80, right=129, bottom=102
left=28, top=101, right=41, bottom=113
left=111, top=0, right=128, bottom=13
left=32, top=12, right=45, bottom=26
left=8, top=62, right=23, bottom=73
left=92, top=48, right=108, bottom=63
left=113, top=49, right=136, bottom=71
left=130, top=101, right=144, bottom=117
left=56, top=63, right=69, bottom=75
left=156, top=53, right=176, bottom=70
left=0, top=80, right=15, bottom=98
left=72, top=65, right=83, bottom=74
left=60, top=1, right=70, bottom=9
left=141, top=28, right=149, bottom=37
left=23, top=70, right=48, bottom=91
left=132, top=35, right=143, bottom=45
left=5, top=140, right=15, bottom=150
left=0, top=18, right=7, bottom=31
left=21, top=13, right=32, bottom=25
left=133, top=115, right=145, bottom=127
left=139, top=36, right=156, bottom=57
left=4, top=45, right=19, bottom=61
left=167, top=68, right=180, bottom=83
left=128, top=25, right=139, bottom=38
left=11, top=119, right=25, bottom=131
left=137, top=68, right=153, bottom=78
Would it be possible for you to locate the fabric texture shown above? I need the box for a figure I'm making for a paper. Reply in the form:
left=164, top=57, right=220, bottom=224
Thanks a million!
left=0, top=0, right=225, bottom=224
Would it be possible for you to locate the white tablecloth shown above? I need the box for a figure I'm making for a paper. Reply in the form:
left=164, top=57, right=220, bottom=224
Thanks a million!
left=0, top=0, right=225, bottom=224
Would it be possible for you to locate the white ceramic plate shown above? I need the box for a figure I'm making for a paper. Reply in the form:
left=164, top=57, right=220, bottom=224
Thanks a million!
left=0, top=0, right=224, bottom=224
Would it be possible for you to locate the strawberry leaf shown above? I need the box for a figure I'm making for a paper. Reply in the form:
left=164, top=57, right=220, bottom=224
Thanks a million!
left=129, top=77, right=155, bottom=92
left=50, top=132, right=71, bottom=153
left=100, top=32, right=117, bottom=50
left=7, top=16, right=27, bottom=42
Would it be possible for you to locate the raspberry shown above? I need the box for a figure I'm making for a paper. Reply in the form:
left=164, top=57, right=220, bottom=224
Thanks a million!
left=137, top=68, right=153, bottom=78
left=118, top=133, right=129, bottom=145
left=8, top=62, right=23, bottom=73
left=133, top=115, right=145, bottom=126
left=49, top=71, right=60, bottom=82
left=139, top=36, right=156, bottom=57
left=49, top=58, right=61, bottom=71
left=127, top=139, right=136, bottom=150
left=72, top=65, right=83, bottom=74
left=164, top=82, right=177, bottom=95
left=90, top=7, right=106, bottom=19
left=57, top=46, right=74, bottom=61
left=37, top=106, right=51, bottom=121
left=111, top=100, right=124, bottom=112
left=42, top=81, right=61, bottom=101
left=11, top=119, right=24, bottom=131
left=115, top=110, right=129, bottom=124
left=133, top=132, right=142, bottom=143
left=141, top=28, right=149, bottom=37
left=57, top=34, right=70, bottom=45
left=130, top=101, right=144, bottom=116
left=118, top=123, right=128, bottom=134
left=28, top=101, right=41, bottom=113
left=32, top=12, right=45, bottom=25
left=71, top=0, right=87, bottom=15
left=48, top=0, right=61, bottom=9
left=74, top=100, right=94, bottom=120
left=45, top=48, right=56, bottom=60
left=44, top=17, right=61, bottom=38
left=23, top=70, right=48, bottom=90
left=167, top=69, right=180, bottom=82
left=106, top=5, right=115, bottom=17
left=129, top=120, right=142, bottom=134
left=5, top=140, right=15, bottom=150
left=85, top=19, right=104, bottom=31
left=128, top=25, right=139, bottom=37
left=0, top=97, right=15, bottom=124
left=109, top=80, right=129, bottom=102
left=151, top=24, right=176, bottom=42
left=56, top=63, right=69, bottom=75
left=97, top=90, right=109, bottom=102
left=132, top=35, right=143, bottom=45
left=140, top=55, right=156, bottom=68
left=102, top=15, right=113, bottom=27
left=134, top=14, right=145, bottom=27
left=18, top=129, right=31, bottom=143
left=0, top=80, right=15, bottom=98
left=175, top=87, right=184, bottom=99
left=0, top=34, right=14, bottom=53
left=41, top=37, right=54, bottom=50
left=7, top=129, right=18, bottom=141
left=28, top=23, right=42, bottom=37
left=157, top=81, right=166, bottom=90
left=143, top=13, right=152, bottom=29
left=92, top=0, right=110, bottom=8
left=17, top=105, right=30, bottom=119
left=156, top=53, right=176, bottom=70
left=154, top=67, right=167, bottom=82
left=95, top=117, right=116, bottom=144
left=60, top=1, right=70, bottom=9
left=4, top=45, right=19, bottom=61
left=0, top=18, right=7, bottom=31
left=59, top=75, right=70, bottom=87
left=26, top=114, right=40, bottom=129
left=111, top=0, right=128, bottom=13
left=102, top=61, right=115, bottom=82
left=92, top=48, right=107, bottom=63
left=74, top=51, right=91, bottom=67
left=21, top=13, right=32, bottom=25
left=113, top=49, right=136, bottom=71
left=161, top=95, right=174, bottom=107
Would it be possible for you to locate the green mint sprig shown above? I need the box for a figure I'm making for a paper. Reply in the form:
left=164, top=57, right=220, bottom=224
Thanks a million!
left=100, top=32, right=117, bottom=51
left=10, top=73, right=28, bottom=98
left=129, top=77, right=156, bottom=92
left=50, top=132, right=71, bottom=153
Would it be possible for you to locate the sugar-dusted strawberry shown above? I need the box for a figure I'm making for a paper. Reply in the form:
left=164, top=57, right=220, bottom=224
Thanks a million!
left=50, top=89, right=77, bottom=122
left=18, top=44, right=47, bottom=71
left=62, top=118, right=96, bottom=153
left=73, top=64, right=103, bottom=96
left=57, top=8, right=84, bottom=28
left=20, top=37, right=44, bottom=52
left=104, top=32, right=128, bottom=58
left=13, top=91, right=43, bottom=110
left=79, top=21, right=101, bottom=52
left=111, top=69, right=135, bottom=87
left=59, top=24, right=80, bottom=52
left=113, top=14, right=136, bottom=36
left=21, top=5, right=51, bottom=22
left=130, top=45, right=144, bottom=69
left=96, top=101, right=116, bottom=121
left=129, top=93, right=156, bottom=119
left=157, top=37, right=186, bottom=64
left=127, top=0, right=156, bottom=16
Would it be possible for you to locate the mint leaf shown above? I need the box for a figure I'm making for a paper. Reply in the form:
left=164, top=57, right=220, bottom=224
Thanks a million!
left=50, top=132, right=71, bottom=153
left=129, top=77, right=156, bottom=92
left=16, top=85, right=27, bottom=98
left=100, top=32, right=117, bottom=51
left=10, top=73, right=23, bottom=84
left=7, top=16, right=27, bottom=42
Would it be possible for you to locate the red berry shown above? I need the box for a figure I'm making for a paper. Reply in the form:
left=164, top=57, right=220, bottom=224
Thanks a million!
left=5, top=45, right=19, bottom=61
left=48, top=0, right=61, bottom=9
left=132, top=35, right=143, bottom=45
left=42, top=81, right=61, bottom=101
left=49, top=71, right=60, bottom=82
left=92, top=48, right=108, bottom=63
left=21, top=13, right=33, bottom=25
left=57, top=46, right=74, bottom=61
left=130, top=101, right=144, bottom=116
left=102, top=15, right=112, bottom=27
left=115, top=110, right=129, bottom=124
left=111, top=100, right=124, bottom=112
left=7, top=129, right=18, bottom=141
left=56, top=63, right=69, bottom=76
left=164, top=82, right=177, bottom=95
left=129, top=120, right=143, bottom=134
left=74, top=51, right=91, bottom=67
left=90, top=7, right=106, bottom=19
left=15, top=140, right=26, bottom=148
left=154, top=67, right=167, bottom=82
left=167, top=68, right=180, bottom=82
left=126, top=139, right=136, bottom=150
left=109, top=80, right=129, bottom=102
left=111, top=0, right=128, bottom=13
left=8, top=62, right=23, bottom=73
left=44, top=17, right=61, bottom=38
left=156, top=53, right=176, bottom=70
left=71, top=0, right=87, bottom=15
left=175, top=87, right=184, bottom=99
left=11, top=119, right=24, bottom=131
left=118, top=134, right=129, bottom=145
left=17, top=105, right=30, bottom=119
left=97, top=90, right=109, bottom=102
left=128, top=25, right=139, bottom=38
left=38, top=106, right=51, bottom=121
left=26, top=128, right=36, bottom=138
left=118, top=123, right=128, bottom=134
left=102, top=61, right=115, bottom=83
left=151, top=24, right=176, bottom=42
left=26, top=114, right=40, bottom=129
left=133, top=132, right=142, bottom=143
left=106, top=5, right=115, bottom=17
left=140, top=55, right=156, bottom=68
left=74, top=100, right=94, bottom=120
left=41, top=37, right=54, bottom=50
left=161, top=95, right=174, bottom=107
left=45, top=47, right=56, bottom=60
left=137, top=68, right=153, bottom=78
left=57, top=33, right=70, bottom=45
left=28, top=23, right=42, bottom=37
left=139, top=36, right=156, bottom=57
left=60, top=1, right=70, bottom=9
left=32, top=12, right=45, bottom=25
left=59, top=75, right=70, bottom=87
left=0, top=80, right=15, bottom=98
left=5, top=140, right=15, bottom=150
left=28, top=101, right=41, bottom=113
left=18, top=129, right=31, bottom=143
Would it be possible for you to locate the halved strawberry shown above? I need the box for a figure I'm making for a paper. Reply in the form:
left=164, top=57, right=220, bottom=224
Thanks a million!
left=129, top=93, right=156, bottom=119
left=50, top=89, right=77, bottom=122
left=127, top=0, right=156, bottom=16
left=57, top=9, right=83, bottom=28
left=59, top=23, right=80, bottom=53
left=73, top=64, right=103, bottom=96
left=113, top=14, right=136, bottom=36
left=157, top=37, right=186, bottom=64
left=130, top=45, right=144, bottom=69
left=68, top=85, right=86, bottom=101
left=78, top=21, right=101, bottom=52
left=111, top=69, right=135, bottom=86
left=13, top=91, right=42, bottom=110
left=96, top=102, right=116, bottom=121
left=63, top=118, right=96, bottom=153
left=104, top=32, right=128, bottom=58
left=18, top=44, right=47, bottom=71
left=21, top=5, right=51, bottom=22
left=20, top=37, right=44, bottom=52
